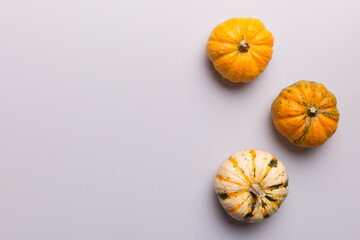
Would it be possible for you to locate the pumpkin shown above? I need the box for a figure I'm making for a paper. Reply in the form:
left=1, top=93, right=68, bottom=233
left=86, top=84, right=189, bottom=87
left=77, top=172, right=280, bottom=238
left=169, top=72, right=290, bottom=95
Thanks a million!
left=214, top=150, right=289, bottom=223
left=271, top=80, right=340, bottom=148
left=206, top=17, right=274, bottom=83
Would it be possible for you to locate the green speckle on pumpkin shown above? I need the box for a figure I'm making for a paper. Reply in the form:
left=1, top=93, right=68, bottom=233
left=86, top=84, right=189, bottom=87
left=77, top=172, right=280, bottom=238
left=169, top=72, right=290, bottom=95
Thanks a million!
left=284, top=180, right=289, bottom=188
left=266, top=182, right=284, bottom=189
left=294, top=117, right=312, bottom=145
left=244, top=212, right=254, bottom=218
left=244, top=198, right=256, bottom=219
left=265, top=195, right=277, bottom=202
left=268, top=159, right=278, bottom=168
left=218, top=193, right=229, bottom=200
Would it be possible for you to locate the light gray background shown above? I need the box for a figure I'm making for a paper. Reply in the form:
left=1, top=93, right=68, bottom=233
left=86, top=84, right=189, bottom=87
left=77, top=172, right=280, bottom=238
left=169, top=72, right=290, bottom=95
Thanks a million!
left=0, top=0, right=359, bottom=239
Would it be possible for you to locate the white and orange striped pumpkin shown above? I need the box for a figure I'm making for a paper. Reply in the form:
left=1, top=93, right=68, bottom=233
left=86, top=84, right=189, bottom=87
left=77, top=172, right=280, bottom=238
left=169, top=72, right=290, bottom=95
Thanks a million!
left=214, top=150, right=289, bottom=223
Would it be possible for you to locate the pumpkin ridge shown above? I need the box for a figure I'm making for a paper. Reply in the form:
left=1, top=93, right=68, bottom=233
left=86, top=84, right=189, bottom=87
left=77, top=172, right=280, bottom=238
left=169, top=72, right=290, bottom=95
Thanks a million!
left=324, top=109, right=338, bottom=117
left=250, top=150, right=256, bottom=182
left=281, top=98, right=307, bottom=107
left=317, top=91, right=331, bottom=107
left=316, top=116, right=338, bottom=138
left=214, top=22, right=241, bottom=43
left=263, top=183, right=283, bottom=190
left=309, top=81, right=319, bottom=105
left=225, top=53, right=243, bottom=78
left=264, top=195, right=277, bottom=202
left=293, top=117, right=313, bottom=145
left=263, top=196, right=281, bottom=209
left=245, top=21, right=265, bottom=41
left=249, top=41, right=273, bottom=49
left=281, top=87, right=308, bottom=106
left=213, top=51, right=241, bottom=72
left=260, top=199, right=269, bottom=217
left=248, top=51, right=266, bottom=72
left=213, top=53, right=240, bottom=80
left=249, top=46, right=272, bottom=60
left=261, top=199, right=267, bottom=209
left=243, top=53, right=262, bottom=76
left=271, top=98, right=306, bottom=120
left=318, top=110, right=340, bottom=119
left=313, top=84, right=329, bottom=104
left=318, top=115, right=340, bottom=125
left=219, top=190, right=248, bottom=199
left=284, top=115, right=307, bottom=138
left=247, top=28, right=273, bottom=47
left=206, top=45, right=238, bottom=61
left=273, top=171, right=286, bottom=181
left=231, top=22, right=243, bottom=43
left=259, top=158, right=277, bottom=183
left=263, top=179, right=288, bottom=190
left=264, top=193, right=283, bottom=207
left=244, top=17, right=263, bottom=39
left=237, top=18, right=248, bottom=40
left=272, top=112, right=305, bottom=120
left=259, top=166, right=271, bottom=183
left=212, top=49, right=238, bottom=62
left=246, top=32, right=272, bottom=47
left=229, top=157, right=251, bottom=183
left=313, top=117, right=331, bottom=139
left=216, top=174, right=247, bottom=187
left=228, top=195, right=249, bottom=213
left=227, top=190, right=248, bottom=198
left=318, top=92, right=337, bottom=109
left=243, top=196, right=257, bottom=219
left=318, top=106, right=339, bottom=112
left=295, top=83, right=313, bottom=105
left=207, top=36, right=237, bottom=46
left=311, top=82, right=329, bottom=105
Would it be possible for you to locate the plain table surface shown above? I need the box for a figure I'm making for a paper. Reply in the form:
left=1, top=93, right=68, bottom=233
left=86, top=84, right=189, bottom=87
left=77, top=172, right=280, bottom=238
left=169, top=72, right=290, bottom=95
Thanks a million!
left=1, top=0, right=360, bottom=239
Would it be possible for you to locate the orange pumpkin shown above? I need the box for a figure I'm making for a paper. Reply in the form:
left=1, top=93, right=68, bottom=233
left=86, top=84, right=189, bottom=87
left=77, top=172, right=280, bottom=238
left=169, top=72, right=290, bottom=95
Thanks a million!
left=271, top=81, right=340, bottom=148
left=206, top=17, right=274, bottom=83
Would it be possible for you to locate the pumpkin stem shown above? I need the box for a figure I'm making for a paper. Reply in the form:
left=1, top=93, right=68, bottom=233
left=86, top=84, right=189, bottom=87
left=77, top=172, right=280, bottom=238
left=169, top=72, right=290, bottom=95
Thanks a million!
left=238, top=40, right=250, bottom=52
left=249, top=183, right=266, bottom=197
left=307, top=106, right=318, bottom=117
